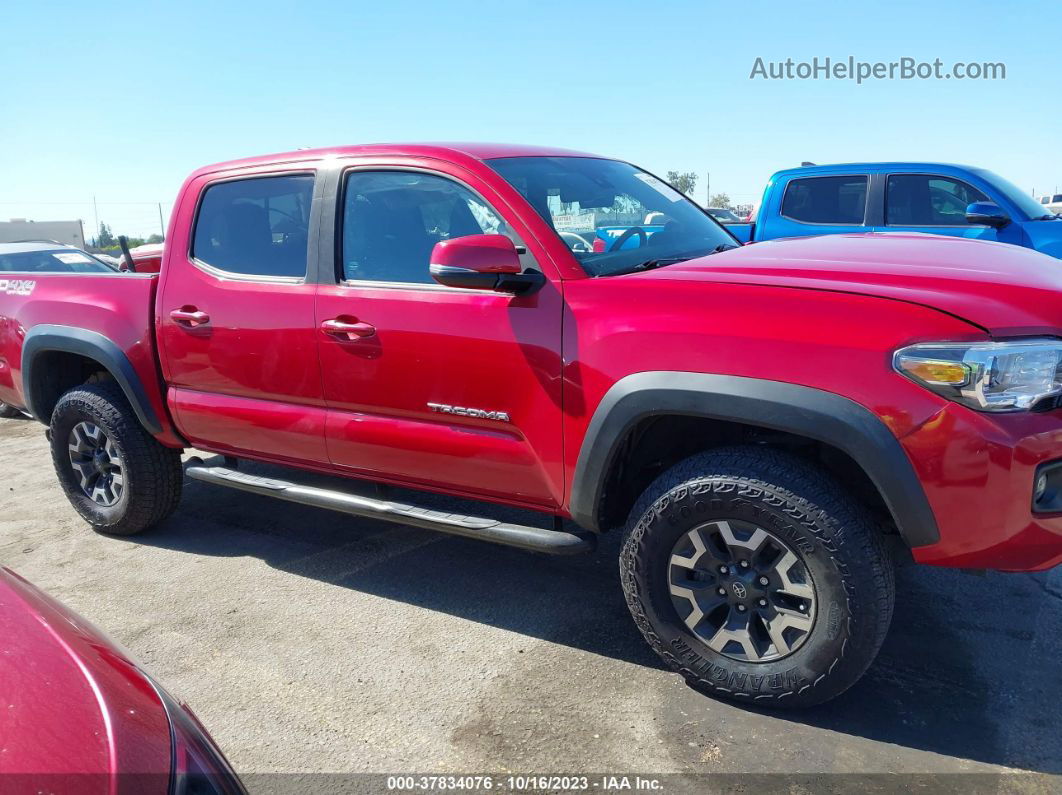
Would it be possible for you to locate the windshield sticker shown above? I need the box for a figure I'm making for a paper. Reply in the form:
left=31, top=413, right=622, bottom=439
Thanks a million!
left=52, top=252, right=93, bottom=264
left=634, top=173, right=685, bottom=203
left=0, top=279, right=36, bottom=296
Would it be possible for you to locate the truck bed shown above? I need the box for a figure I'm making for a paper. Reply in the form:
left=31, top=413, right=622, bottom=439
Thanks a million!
left=0, top=272, right=176, bottom=444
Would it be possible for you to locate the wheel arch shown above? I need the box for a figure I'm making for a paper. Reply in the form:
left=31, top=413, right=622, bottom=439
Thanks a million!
left=569, top=372, right=939, bottom=549
left=21, top=325, right=164, bottom=436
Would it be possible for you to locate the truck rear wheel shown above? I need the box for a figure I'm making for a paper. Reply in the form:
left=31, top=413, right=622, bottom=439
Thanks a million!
left=620, top=447, right=894, bottom=708
left=50, top=382, right=183, bottom=536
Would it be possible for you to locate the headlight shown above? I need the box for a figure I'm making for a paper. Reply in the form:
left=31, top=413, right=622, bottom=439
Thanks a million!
left=894, top=339, right=1062, bottom=412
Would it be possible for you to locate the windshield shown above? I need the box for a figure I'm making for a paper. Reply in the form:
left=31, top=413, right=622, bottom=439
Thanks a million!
left=0, top=248, right=114, bottom=273
left=487, top=157, right=737, bottom=276
left=972, top=169, right=1057, bottom=219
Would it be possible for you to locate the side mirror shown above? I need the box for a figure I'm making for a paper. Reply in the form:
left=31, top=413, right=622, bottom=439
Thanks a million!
left=966, top=201, right=1010, bottom=228
left=429, top=234, right=544, bottom=294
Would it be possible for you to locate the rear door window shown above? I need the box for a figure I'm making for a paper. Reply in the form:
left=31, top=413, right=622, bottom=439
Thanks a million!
left=192, top=174, right=314, bottom=278
left=780, top=176, right=869, bottom=225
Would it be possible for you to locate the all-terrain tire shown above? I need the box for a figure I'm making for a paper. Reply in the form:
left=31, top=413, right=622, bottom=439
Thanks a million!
left=620, top=446, right=894, bottom=708
left=50, top=382, right=183, bottom=536
left=0, top=401, right=23, bottom=419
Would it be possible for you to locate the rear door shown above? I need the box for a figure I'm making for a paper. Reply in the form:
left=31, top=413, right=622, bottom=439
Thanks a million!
left=314, top=160, right=565, bottom=507
left=157, top=167, right=329, bottom=464
left=875, top=172, right=1024, bottom=245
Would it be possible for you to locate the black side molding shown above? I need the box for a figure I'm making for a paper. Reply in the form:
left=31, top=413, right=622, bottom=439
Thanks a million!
left=21, top=325, right=163, bottom=435
left=569, top=372, right=940, bottom=549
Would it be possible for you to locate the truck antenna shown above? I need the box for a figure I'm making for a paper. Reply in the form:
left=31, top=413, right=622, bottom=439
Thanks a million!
left=117, top=235, right=137, bottom=273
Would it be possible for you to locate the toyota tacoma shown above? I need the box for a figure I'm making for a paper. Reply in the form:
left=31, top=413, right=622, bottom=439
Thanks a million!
left=1, top=144, right=1061, bottom=707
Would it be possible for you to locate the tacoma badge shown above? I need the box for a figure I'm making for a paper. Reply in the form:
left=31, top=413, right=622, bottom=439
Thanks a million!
left=427, top=402, right=511, bottom=422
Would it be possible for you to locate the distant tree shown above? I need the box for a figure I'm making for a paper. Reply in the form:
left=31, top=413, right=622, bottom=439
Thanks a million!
left=709, top=193, right=733, bottom=210
left=96, top=222, right=115, bottom=248
left=614, top=194, right=640, bottom=214
left=146, top=233, right=164, bottom=244
left=666, top=171, right=699, bottom=197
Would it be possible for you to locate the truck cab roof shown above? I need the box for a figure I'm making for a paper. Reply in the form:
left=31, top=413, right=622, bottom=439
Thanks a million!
left=189, top=143, right=610, bottom=179
left=769, top=162, right=986, bottom=180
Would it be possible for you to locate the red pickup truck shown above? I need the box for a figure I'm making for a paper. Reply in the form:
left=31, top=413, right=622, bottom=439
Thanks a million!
left=2, top=144, right=1061, bottom=708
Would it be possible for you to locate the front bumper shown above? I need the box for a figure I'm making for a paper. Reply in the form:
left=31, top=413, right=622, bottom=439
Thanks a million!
left=900, top=401, right=1062, bottom=571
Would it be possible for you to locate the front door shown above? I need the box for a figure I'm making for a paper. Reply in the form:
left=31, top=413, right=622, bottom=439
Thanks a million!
left=157, top=169, right=329, bottom=464
left=315, top=165, right=564, bottom=507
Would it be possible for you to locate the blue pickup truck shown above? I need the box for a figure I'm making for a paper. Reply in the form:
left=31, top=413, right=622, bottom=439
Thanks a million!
left=729, top=163, right=1062, bottom=258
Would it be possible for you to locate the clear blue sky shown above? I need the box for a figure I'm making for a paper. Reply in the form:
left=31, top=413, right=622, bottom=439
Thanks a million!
left=1, top=0, right=1059, bottom=238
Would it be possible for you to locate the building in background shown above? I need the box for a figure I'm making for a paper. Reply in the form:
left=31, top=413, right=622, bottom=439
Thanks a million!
left=0, top=218, right=85, bottom=247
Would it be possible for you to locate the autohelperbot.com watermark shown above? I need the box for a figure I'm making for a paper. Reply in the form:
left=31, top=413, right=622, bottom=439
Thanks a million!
left=750, top=56, right=1006, bottom=84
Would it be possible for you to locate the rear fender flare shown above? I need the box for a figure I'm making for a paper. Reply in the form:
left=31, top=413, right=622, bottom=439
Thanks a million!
left=21, top=325, right=163, bottom=436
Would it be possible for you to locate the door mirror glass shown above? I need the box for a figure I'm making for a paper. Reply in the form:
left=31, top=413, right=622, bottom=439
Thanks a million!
left=430, top=234, right=542, bottom=293
left=965, top=201, right=1010, bottom=228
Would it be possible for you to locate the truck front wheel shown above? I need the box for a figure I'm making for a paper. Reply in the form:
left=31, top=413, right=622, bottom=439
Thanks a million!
left=620, top=447, right=894, bottom=708
left=50, top=382, right=183, bottom=536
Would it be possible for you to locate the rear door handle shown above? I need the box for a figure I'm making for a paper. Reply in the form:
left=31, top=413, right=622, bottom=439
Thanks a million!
left=170, top=308, right=210, bottom=327
left=321, top=318, right=376, bottom=339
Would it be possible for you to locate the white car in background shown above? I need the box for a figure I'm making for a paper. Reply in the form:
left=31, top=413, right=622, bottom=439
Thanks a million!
left=705, top=207, right=743, bottom=223
left=1039, top=193, right=1062, bottom=216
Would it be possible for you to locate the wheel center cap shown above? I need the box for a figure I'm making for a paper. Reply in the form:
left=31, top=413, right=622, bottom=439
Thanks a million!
left=731, top=581, right=747, bottom=600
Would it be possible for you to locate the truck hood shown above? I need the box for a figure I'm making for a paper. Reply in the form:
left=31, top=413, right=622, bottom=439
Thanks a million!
left=644, top=232, right=1062, bottom=336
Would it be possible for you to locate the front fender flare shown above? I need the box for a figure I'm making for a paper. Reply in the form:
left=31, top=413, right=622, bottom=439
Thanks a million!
left=569, top=372, right=939, bottom=548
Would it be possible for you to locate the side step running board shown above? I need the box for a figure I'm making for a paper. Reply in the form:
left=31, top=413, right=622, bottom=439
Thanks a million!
left=185, top=463, right=595, bottom=555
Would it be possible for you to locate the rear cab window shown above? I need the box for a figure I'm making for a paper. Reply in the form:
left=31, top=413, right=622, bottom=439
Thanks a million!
left=780, top=176, right=869, bottom=225
left=191, top=174, right=314, bottom=279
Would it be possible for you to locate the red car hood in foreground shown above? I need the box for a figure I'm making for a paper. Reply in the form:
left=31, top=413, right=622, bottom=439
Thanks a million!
left=651, top=232, right=1062, bottom=336
left=0, top=568, right=171, bottom=790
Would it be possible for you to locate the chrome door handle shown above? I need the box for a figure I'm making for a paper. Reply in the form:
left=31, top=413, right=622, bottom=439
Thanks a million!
left=170, top=308, right=210, bottom=327
left=321, top=318, right=376, bottom=339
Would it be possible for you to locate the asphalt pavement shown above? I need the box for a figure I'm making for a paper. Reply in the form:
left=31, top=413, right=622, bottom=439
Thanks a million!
left=1, top=413, right=1059, bottom=792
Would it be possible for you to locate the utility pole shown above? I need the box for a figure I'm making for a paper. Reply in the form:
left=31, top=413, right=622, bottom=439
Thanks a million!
left=92, top=196, right=99, bottom=246
left=705, top=172, right=710, bottom=207
left=158, top=203, right=166, bottom=239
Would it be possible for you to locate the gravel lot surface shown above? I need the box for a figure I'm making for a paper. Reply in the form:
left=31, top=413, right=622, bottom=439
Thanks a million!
left=1, top=413, right=1059, bottom=792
